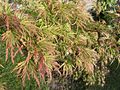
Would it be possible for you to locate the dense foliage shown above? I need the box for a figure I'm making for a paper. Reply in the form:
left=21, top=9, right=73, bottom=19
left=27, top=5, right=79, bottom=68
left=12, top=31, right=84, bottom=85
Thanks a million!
left=0, top=0, right=120, bottom=90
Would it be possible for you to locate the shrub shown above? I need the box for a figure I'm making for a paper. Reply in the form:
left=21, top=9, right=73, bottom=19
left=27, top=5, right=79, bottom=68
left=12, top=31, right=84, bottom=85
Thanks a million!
left=0, top=0, right=120, bottom=89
